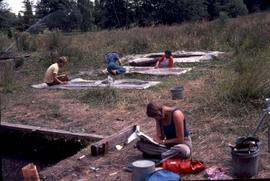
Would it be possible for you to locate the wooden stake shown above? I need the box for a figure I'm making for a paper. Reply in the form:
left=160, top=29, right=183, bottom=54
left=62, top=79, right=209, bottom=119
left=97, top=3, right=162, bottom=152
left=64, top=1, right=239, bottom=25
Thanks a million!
left=22, top=163, right=40, bottom=181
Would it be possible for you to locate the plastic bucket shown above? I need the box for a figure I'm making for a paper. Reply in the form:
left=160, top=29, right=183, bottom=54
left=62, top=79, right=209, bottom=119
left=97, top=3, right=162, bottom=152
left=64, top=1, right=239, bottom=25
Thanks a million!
left=231, top=147, right=260, bottom=178
left=132, top=160, right=155, bottom=181
left=170, top=86, right=184, bottom=100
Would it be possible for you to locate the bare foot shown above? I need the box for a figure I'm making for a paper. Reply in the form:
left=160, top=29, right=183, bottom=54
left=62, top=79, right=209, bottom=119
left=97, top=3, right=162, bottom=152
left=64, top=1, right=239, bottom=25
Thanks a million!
left=111, top=70, right=117, bottom=75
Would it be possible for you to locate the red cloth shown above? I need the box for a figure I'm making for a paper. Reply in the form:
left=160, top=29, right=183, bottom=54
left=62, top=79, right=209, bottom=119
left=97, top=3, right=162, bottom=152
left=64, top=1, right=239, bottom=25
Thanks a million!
left=162, top=159, right=205, bottom=174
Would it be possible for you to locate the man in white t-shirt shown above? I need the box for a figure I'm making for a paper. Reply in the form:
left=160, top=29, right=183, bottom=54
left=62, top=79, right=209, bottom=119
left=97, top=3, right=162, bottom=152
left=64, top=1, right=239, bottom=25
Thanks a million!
left=44, top=56, right=69, bottom=86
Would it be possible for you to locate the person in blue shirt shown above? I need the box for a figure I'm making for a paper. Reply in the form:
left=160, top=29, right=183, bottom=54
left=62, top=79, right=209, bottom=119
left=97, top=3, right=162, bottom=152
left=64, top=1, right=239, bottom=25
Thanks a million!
left=106, top=52, right=126, bottom=75
left=136, top=101, right=192, bottom=160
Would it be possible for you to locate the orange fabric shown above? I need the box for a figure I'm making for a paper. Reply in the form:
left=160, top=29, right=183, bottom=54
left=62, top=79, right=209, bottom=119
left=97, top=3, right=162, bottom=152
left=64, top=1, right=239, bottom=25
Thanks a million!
left=157, top=55, right=174, bottom=68
left=162, top=159, right=205, bottom=174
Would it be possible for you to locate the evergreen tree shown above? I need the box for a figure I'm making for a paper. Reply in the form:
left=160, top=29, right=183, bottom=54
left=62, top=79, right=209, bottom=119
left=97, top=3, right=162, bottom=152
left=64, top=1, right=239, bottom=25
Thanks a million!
left=16, top=12, right=24, bottom=31
left=23, top=0, right=34, bottom=30
left=178, top=0, right=209, bottom=22
left=35, top=0, right=76, bottom=18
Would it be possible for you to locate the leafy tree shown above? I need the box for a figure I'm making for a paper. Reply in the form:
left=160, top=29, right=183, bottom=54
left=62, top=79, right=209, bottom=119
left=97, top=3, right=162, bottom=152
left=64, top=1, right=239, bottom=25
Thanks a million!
left=208, top=0, right=248, bottom=19
left=244, top=0, right=270, bottom=12
left=0, top=0, right=17, bottom=31
left=78, top=0, right=94, bottom=31
left=35, top=0, right=80, bottom=31
left=94, top=0, right=133, bottom=29
left=152, top=0, right=182, bottom=24
left=131, top=0, right=154, bottom=26
left=178, top=0, right=209, bottom=22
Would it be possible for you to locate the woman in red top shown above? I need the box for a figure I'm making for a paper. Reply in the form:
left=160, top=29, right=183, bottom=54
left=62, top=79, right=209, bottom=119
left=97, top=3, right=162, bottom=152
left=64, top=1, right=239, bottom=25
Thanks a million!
left=155, top=50, right=174, bottom=68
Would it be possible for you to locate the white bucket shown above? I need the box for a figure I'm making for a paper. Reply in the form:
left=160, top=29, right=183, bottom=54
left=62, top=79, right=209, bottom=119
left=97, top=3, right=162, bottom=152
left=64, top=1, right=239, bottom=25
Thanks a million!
left=132, top=160, right=155, bottom=181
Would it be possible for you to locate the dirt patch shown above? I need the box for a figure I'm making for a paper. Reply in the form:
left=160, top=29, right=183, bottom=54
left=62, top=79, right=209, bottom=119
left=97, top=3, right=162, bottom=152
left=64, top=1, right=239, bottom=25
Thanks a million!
left=2, top=68, right=270, bottom=180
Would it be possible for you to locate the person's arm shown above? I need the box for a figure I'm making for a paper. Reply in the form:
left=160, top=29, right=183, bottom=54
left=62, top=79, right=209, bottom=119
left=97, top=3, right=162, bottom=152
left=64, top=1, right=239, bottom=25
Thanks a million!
left=168, top=56, right=174, bottom=68
left=154, top=120, right=164, bottom=143
left=52, top=73, right=66, bottom=84
left=155, top=55, right=165, bottom=69
left=163, top=110, right=185, bottom=145
left=117, top=59, right=122, bottom=66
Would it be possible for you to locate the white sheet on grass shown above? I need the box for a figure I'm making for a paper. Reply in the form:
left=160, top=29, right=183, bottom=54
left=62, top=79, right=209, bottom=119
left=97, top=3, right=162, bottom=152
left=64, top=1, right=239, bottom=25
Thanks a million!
left=31, top=78, right=160, bottom=90
left=126, top=50, right=224, bottom=64
left=124, top=66, right=192, bottom=75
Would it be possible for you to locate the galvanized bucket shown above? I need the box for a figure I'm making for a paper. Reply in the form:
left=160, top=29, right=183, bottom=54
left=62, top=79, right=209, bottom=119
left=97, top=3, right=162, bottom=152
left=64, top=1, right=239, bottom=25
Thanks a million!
left=170, top=86, right=184, bottom=100
left=132, top=160, right=155, bottom=181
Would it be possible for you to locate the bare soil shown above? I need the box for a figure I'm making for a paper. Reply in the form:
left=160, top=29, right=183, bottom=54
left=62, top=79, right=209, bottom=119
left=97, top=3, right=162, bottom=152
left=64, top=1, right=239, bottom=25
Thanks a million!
left=2, top=63, right=270, bottom=180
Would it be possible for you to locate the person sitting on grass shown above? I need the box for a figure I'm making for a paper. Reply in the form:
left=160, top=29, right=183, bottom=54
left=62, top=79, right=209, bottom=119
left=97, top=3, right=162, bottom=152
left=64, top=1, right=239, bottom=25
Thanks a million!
left=154, top=50, right=174, bottom=69
left=44, top=56, right=69, bottom=86
left=136, top=101, right=192, bottom=161
left=106, top=52, right=126, bottom=75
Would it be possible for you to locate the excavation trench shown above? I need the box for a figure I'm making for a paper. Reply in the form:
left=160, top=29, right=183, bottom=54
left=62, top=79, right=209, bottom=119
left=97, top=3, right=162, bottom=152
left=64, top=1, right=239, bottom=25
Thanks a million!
left=0, top=123, right=103, bottom=181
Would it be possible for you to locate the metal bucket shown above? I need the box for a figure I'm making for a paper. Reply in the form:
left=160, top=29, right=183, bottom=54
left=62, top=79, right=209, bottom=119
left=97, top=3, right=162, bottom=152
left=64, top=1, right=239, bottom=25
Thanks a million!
left=231, top=146, right=260, bottom=178
left=132, top=160, right=155, bottom=181
left=170, top=86, right=184, bottom=100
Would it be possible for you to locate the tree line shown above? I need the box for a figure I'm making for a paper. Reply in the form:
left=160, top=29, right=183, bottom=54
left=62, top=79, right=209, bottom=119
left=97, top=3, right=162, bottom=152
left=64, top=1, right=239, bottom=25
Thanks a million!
left=0, top=0, right=270, bottom=33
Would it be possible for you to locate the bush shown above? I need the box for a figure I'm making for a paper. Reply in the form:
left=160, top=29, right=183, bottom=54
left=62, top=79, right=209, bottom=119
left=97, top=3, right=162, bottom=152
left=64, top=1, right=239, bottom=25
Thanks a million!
left=0, top=32, right=12, bottom=52
left=15, top=32, right=37, bottom=51
left=46, top=29, right=63, bottom=51
left=201, top=51, right=270, bottom=117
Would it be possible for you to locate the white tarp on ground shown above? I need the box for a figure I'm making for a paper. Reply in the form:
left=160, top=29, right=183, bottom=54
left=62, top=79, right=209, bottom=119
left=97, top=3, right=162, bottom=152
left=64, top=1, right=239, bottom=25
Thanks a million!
left=125, top=50, right=224, bottom=64
left=124, top=66, right=192, bottom=75
left=31, top=78, right=161, bottom=90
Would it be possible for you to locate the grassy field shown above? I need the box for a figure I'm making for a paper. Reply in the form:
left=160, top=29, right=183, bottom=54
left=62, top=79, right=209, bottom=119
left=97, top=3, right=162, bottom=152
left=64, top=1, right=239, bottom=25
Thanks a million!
left=1, top=12, right=270, bottom=180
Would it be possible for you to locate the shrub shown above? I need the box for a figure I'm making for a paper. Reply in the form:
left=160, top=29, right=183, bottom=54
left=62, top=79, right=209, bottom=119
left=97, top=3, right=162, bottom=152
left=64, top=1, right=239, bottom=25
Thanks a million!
left=201, top=50, right=270, bottom=117
left=15, top=32, right=37, bottom=51
left=0, top=32, right=12, bottom=52
left=46, top=29, right=63, bottom=51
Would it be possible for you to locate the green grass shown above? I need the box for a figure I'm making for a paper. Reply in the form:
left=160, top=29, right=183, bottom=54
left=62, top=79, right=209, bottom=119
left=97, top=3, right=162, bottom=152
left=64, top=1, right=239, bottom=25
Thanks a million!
left=3, top=12, right=270, bottom=120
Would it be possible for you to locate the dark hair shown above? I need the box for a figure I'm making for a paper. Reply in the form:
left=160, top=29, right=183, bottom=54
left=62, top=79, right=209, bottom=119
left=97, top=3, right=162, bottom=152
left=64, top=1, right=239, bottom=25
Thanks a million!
left=146, top=101, right=162, bottom=118
left=57, top=56, right=68, bottom=64
left=164, top=50, right=172, bottom=57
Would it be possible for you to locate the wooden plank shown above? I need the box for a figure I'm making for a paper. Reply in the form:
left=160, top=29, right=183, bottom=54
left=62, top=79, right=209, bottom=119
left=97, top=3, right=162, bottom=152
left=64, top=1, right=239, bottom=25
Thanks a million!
left=0, top=122, right=104, bottom=142
left=91, top=124, right=137, bottom=156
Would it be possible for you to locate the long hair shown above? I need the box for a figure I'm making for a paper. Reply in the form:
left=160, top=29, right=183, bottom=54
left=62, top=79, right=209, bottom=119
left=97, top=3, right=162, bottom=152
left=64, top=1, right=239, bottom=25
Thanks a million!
left=146, top=101, right=163, bottom=118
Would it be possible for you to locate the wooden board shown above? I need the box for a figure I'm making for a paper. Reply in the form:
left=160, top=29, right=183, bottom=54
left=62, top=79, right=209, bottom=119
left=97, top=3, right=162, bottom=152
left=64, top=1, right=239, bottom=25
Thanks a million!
left=0, top=122, right=104, bottom=142
left=90, top=124, right=137, bottom=156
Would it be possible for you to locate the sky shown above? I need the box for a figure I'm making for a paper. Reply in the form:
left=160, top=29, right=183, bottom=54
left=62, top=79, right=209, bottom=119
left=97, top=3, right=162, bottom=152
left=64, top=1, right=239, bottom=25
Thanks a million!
left=6, top=0, right=37, bottom=15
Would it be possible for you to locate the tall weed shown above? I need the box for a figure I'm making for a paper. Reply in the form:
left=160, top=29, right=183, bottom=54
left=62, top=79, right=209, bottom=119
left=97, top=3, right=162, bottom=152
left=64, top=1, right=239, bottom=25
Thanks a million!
left=15, top=32, right=37, bottom=51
